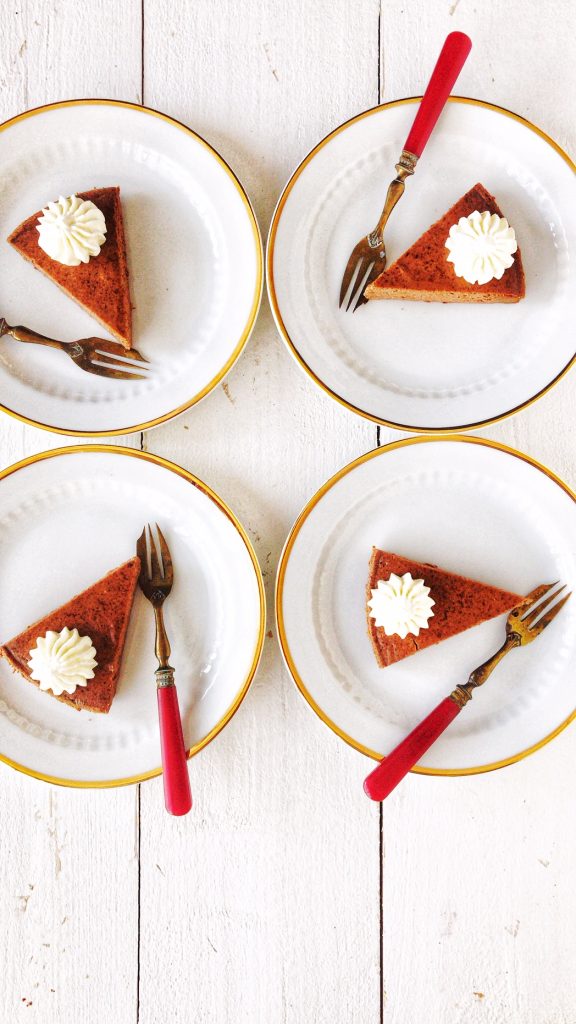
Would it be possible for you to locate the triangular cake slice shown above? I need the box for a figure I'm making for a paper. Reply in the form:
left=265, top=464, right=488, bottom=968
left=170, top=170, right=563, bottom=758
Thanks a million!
left=364, top=183, right=525, bottom=304
left=0, top=557, right=140, bottom=712
left=367, top=548, right=522, bottom=668
left=8, top=187, right=133, bottom=347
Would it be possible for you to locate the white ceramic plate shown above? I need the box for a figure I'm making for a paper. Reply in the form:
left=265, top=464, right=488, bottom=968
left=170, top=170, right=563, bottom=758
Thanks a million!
left=0, top=447, right=264, bottom=787
left=0, top=100, right=262, bottom=436
left=276, top=436, right=576, bottom=774
left=268, top=98, right=576, bottom=432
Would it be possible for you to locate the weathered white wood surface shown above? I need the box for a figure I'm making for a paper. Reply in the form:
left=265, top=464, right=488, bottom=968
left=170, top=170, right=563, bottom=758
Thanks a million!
left=0, top=5, right=142, bottom=1023
left=0, top=1, right=574, bottom=1022
left=381, top=7, right=576, bottom=1023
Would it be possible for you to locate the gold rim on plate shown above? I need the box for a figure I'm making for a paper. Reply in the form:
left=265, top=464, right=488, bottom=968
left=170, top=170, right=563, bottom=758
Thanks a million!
left=0, top=445, right=266, bottom=788
left=276, top=434, right=576, bottom=776
left=267, top=96, right=576, bottom=434
left=0, top=98, right=264, bottom=437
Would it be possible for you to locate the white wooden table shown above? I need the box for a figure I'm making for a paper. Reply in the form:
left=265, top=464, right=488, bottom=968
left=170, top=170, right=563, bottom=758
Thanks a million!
left=1, top=3, right=575, bottom=1021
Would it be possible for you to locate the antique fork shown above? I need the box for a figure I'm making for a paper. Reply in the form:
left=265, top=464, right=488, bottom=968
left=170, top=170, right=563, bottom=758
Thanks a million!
left=137, top=524, right=192, bottom=816
left=0, top=317, right=150, bottom=381
left=339, top=31, right=472, bottom=313
left=364, top=582, right=571, bottom=802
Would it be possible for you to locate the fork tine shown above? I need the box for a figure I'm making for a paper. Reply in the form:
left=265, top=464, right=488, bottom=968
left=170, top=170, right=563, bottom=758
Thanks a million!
left=509, top=582, right=557, bottom=619
left=155, top=524, right=173, bottom=581
left=528, top=581, right=560, bottom=599
left=136, top=527, right=149, bottom=576
left=522, top=584, right=566, bottom=627
left=93, top=360, right=151, bottom=376
left=121, top=349, right=149, bottom=364
left=96, top=370, right=150, bottom=380
left=92, top=356, right=151, bottom=374
left=86, top=339, right=150, bottom=364
left=339, top=256, right=361, bottom=308
left=342, top=260, right=363, bottom=311
left=82, top=356, right=150, bottom=380
left=345, top=261, right=372, bottom=313
left=148, top=525, right=163, bottom=580
left=93, top=349, right=151, bottom=370
left=353, top=258, right=388, bottom=312
left=338, top=270, right=351, bottom=308
left=529, top=591, right=572, bottom=636
left=352, top=290, right=369, bottom=313
left=346, top=260, right=374, bottom=312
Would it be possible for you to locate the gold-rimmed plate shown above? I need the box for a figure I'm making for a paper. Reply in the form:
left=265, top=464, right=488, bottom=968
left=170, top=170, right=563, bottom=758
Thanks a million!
left=0, top=100, right=263, bottom=436
left=0, top=446, right=265, bottom=787
left=276, top=436, right=576, bottom=776
left=268, top=97, right=575, bottom=432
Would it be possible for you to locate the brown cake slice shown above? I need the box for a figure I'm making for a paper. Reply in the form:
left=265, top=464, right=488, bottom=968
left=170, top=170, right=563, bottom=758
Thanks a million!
left=364, top=183, right=525, bottom=304
left=0, top=557, right=140, bottom=712
left=8, top=186, right=133, bottom=348
left=367, top=548, right=522, bottom=668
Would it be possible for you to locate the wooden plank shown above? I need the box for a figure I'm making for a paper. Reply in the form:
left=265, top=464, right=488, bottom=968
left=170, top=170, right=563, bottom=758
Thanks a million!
left=0, top=777, right=139, bottom=1022
left=138, top=0, right=381, bottom=1021
left=0, top=3, right=142, bottom=1021
left=380, top=4, right=576, bottom=1021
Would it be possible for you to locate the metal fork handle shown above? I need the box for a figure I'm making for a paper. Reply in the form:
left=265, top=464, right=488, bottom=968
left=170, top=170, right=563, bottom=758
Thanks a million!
left=153, top=604, right=172, bottom=667
left=0, top=319, right=66, bottom=352
left=363, top=633, right=519, bottom=802
left=152, top=604, right=192, bottom=816
left=370, top=151, right=418, bottom=245
left=450, top=633, right=520, bottom=708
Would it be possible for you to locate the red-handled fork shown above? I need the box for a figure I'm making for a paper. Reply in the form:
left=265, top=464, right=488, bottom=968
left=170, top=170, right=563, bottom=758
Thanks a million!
left=339, top=31, right=472, bottom=312
left=364, top=583, right=571, bottom=802
left=137, top=524, right=192, bottom=816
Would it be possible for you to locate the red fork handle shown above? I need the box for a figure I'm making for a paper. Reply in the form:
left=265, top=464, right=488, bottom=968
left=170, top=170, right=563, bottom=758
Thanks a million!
left=363, top=696, right=462, bottom=801
left=157, top=681, right=192, bottom=816
left=404, top=32, right=472, bottom=158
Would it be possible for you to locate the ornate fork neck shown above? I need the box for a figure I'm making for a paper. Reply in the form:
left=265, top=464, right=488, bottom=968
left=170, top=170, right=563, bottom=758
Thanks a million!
left=152, top=603, right=172, bottom=669
left=153, top=604, right=175, bottom=688
left=370, top=149, right=419, bottom=246
left=0, top=320, right=65, bottom=351
left=450, top=632, right=521, bottom=708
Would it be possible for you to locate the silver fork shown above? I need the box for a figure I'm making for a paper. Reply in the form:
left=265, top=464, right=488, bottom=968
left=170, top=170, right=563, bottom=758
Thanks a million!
left=0, top=318, right=150, bottom=381
left=364, top=582, right=572, bottom=801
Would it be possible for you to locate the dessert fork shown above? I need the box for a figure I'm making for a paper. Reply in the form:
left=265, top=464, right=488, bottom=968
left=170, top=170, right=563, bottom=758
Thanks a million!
left=137, top=524, right=192, bottom=816
left=364, top=582, right=571, bottom=802
left=0, top=317, right=150, bottom=381
left=339, top=31, right=472, bottom=313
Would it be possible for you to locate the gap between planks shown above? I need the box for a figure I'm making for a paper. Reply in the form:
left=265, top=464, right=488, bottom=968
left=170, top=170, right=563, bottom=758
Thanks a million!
left=137, top=6, right=145, bottom=1023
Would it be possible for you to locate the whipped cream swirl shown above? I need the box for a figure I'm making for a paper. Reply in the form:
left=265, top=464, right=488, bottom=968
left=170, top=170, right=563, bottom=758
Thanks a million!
left=28, top=627, right=98, bottom=696
left=368, top=572, right=435, bottom=640
left=36, top=194, right=107, bottom=267
left=445, top=210, right=518, bottom=285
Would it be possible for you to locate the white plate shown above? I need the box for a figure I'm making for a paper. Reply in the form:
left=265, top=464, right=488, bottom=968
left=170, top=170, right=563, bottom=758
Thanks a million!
left=0, top=447, right=265, bottom=787
left=0, top=100, right=262, bottom=436
left=268, top=98, right=576, bottom=432
left=276, top=436, right=576, bottom=774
